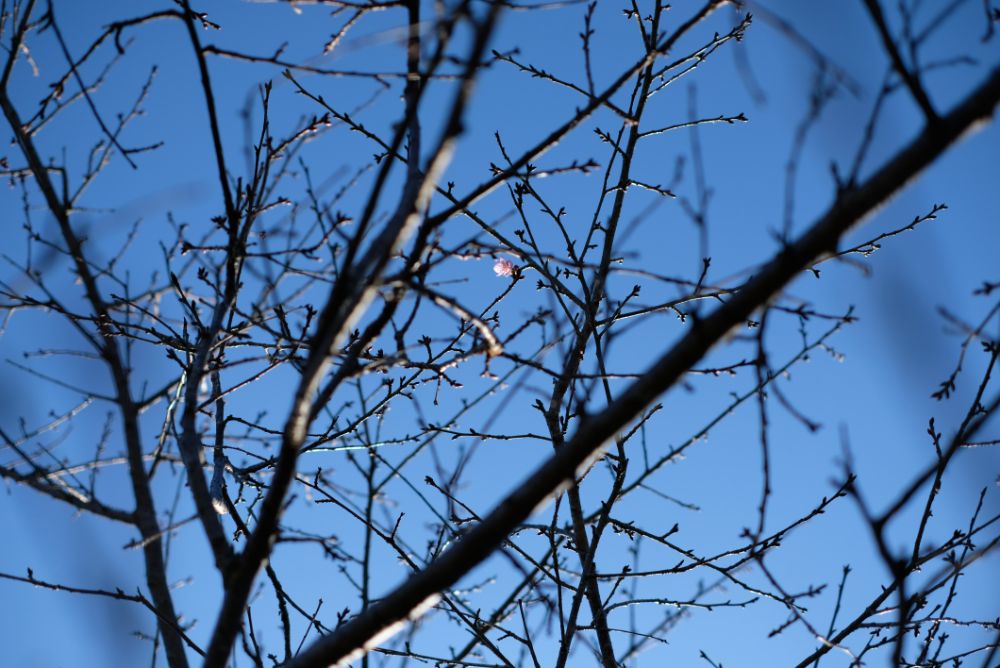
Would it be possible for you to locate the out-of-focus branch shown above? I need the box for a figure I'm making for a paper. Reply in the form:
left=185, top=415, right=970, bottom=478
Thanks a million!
left=0, top=7, right=190, bottom=664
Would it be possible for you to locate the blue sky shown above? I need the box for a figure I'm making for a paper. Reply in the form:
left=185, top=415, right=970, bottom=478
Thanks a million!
left=1, top=1, right=998, bottom=666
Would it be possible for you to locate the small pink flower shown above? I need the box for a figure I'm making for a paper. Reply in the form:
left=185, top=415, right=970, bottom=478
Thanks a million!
left=493, top=258, right=516, bottom=277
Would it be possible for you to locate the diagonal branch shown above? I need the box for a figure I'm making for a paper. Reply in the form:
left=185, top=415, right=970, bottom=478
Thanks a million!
left=282, top=63, right=1000, bottom=668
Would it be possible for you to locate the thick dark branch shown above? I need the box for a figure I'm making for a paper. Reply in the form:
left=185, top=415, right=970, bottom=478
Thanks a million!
left=283, top=63, right=1000, bottom=668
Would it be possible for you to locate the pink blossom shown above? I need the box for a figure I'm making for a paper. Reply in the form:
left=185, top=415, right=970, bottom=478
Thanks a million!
left=493, top=258, right=516, bottom=277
